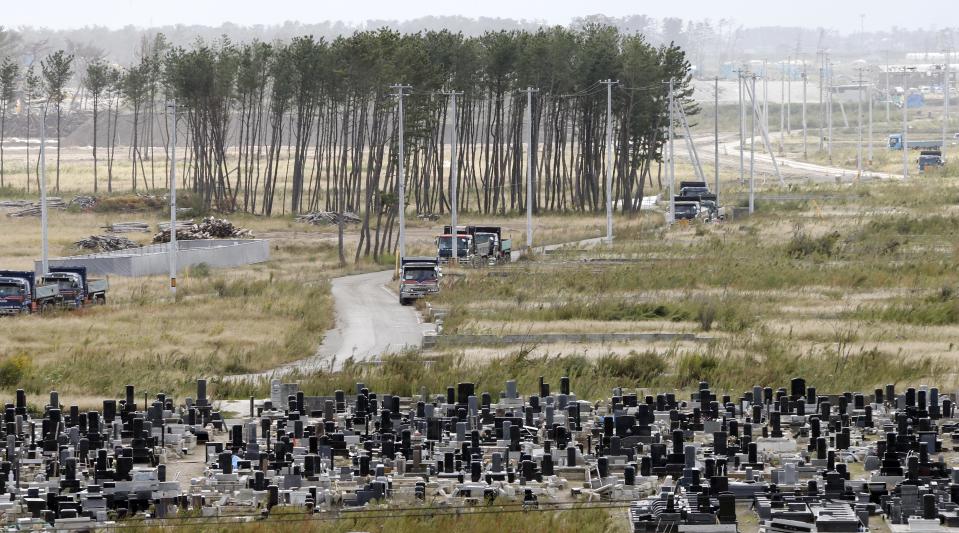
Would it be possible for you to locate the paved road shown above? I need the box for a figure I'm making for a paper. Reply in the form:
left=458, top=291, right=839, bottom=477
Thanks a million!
left=227, top=269, right=432, bottom=380
left=692, top=134, right=902, bottom=183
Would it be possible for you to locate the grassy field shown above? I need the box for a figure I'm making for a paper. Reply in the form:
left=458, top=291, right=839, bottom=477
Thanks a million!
left=0, top=190, right=654, bottom=404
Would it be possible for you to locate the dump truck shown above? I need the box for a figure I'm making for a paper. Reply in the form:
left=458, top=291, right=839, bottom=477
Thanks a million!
left=436, top=233, right=474, bottom=263
left=678, top=181, right=717, bottom=202
left=672, top=197, right=701, bottom=221
left=399, top=256, right=441, bottom=305
left=40, top=266, right=108, bottom=308
left=0, top=271, right=61, bottom=315
left=918, top=150, right=945, bottom=172
left=888, top=134, right=942, bottom=151
left=441, top=225, right=511, bottom=265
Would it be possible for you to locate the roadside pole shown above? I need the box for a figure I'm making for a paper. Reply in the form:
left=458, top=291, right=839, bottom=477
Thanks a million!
left=522, top=87, right=539, bottom=251
left=167, top=100, right=177, bottom=296
left=602, top=79, right=617, bottom=242
left=714, top=76, right=720, bottom=202
left=391, top=84, right=411, bottom=260
left=39, top=105, right=48, bottom=274
left=444, top=90, right=462, bottom=264
left=750, top=75, right=756, bottom=215
left=902, top=69, right=909, bottom=179
left=668, top=78, right=676, bottom=224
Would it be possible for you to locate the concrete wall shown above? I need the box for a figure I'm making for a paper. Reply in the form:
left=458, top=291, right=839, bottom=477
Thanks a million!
left=36, top=239, right=270, bottom=277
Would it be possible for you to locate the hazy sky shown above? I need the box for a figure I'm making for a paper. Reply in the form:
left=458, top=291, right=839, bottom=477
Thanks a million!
left=6, top=0, right=955, bottom=31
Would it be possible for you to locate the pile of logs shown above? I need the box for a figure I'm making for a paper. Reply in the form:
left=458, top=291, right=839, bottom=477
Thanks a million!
left=0, top=200, right=31, bottom=208
left=75, top=235, right=141, bottom=253
left=295, top=211, right=361, bottom=226
left=70, top=196, right=97, bottom=210
left=152, top=217, right=253, bottom=243
left=6, top=198, right=67, bottom=217
left=103, top=222, right=151, bottom=233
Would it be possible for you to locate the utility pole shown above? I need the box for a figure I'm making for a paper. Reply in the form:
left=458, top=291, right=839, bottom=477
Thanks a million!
left=737, top=69, right=745, bottom=184
left=668, top=78, right=676, bottom=224
left=786, top=56, right=792, bottom=134
left=443, top=90, right=463, bottom=263
left=391, top=84, right=412, bottom=259
left=780, top=60, right=785, bottom=154
left=819, top=51, right=824, bottom=152
left=714, top=76, right=720, bottom=201
left=868, top=83, right=874, bottom=165
left=902, top=68, right=910, bottom=179
left=763, top=60, right=769, bottom=136
left=39, top=105, right=48, bottom=274
left=601, top=79, right=617, bottom=242
left=827, top=57, right=834, bottom=165
left=750, top=74, right=756, bottom=214
left=802, top=66, right=808, bottom=158
left=167, top=101, right=177, bottom=296
left=885, top=51, right=891, bottom=123
left=857, top=68, right=864, bottom=175
left=521, top=87, right=539, bottom=250
left=944, top=50, right=951, bottom=150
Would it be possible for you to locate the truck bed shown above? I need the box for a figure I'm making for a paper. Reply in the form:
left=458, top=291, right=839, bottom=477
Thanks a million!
left=35, top=284, right=59, bottom=300
left=88, top=279, right=109, bottom=295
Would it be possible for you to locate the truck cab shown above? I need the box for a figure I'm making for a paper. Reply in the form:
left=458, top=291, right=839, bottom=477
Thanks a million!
left=40, top=266, right=108, bottom=308
left=0, top=277, right=31, bottom=315
left=399, top=257, right=441, bottom=305
left=674, top=201, right=700, bottom=221
left=0, top=271, right=60, bottom=315
left=918, top=150, right=945, bottom=172
left=42, top=271, right=85, bottom=308
left=436, top=234, right=473, bottom=263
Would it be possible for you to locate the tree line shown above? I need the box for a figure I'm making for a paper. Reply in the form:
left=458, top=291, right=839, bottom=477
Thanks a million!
left=0, top=25, right=695, bottom=260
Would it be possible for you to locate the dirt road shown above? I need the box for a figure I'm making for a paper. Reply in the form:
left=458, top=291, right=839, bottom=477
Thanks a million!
left=228, top=269, right=432, bottom=380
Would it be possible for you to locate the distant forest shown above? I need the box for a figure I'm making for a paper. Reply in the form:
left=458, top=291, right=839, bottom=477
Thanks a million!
left=0, top=15, right=953, bottom=73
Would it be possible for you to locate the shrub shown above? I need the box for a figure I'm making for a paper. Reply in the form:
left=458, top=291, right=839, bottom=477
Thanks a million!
left=786, top=226, right=841, bottom=259
left=0, top=355, right=31, bottom=387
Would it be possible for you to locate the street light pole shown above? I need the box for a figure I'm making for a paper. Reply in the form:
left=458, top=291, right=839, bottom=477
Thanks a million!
left=39, top=105, right=48, bottom=275
left=602, top=79, right=617, bottom=242
left=167, top=100, right=177, bottom=295
left=442, top=90, right=462, bottom=263
left=391, top=84, right=412, bottom=259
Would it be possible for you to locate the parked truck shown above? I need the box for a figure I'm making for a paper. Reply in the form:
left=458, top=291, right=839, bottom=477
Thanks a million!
left=0, top=271, right=61, bottom=315
left=918, top=150, right=945, bottom=172
left=436, top=233, right=474, bottom=263
left=40, top=267, right=108, bottom=308
left=672, top=182, right=724, bottom=222
left=398, top=256, right=441, bottom=305
left=440, top=225, right=511, bottom=265
left=888, top=134, right=943, bottom=151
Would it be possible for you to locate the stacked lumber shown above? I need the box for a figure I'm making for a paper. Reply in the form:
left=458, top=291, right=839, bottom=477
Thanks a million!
left=0, top=200, right=31, bottom=208
left=103, top=222, right=151, bottom=233
left=75, top=235, right=141, bottom=253
left=152, top=217, right=253, bottom=243
left=295, top=211, right=361, bottom=225
left=7, top=198, right=66, bottom=217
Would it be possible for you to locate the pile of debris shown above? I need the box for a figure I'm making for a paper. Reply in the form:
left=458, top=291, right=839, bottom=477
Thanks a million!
left=295, top=211, right=361, bottom=226
left=6, top=197, right=66, bottom=217
left=102, top=221, right=151, bottom=233
left=74, top=234, right=141, bottom=253
left=70, top=195, right=97, bottom=210
left=153, top=216, right=253, bottom=243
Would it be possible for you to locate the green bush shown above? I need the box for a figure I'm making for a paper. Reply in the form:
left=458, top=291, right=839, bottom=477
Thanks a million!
left=0, top=355, right=31, bottom=387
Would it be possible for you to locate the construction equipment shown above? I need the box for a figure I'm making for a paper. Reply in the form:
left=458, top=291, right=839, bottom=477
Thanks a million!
left=398, top=256, right=440, bottom=305
left=0, top=271, right=60, bottom=315
left=40, top=267, right=109, bottom=308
